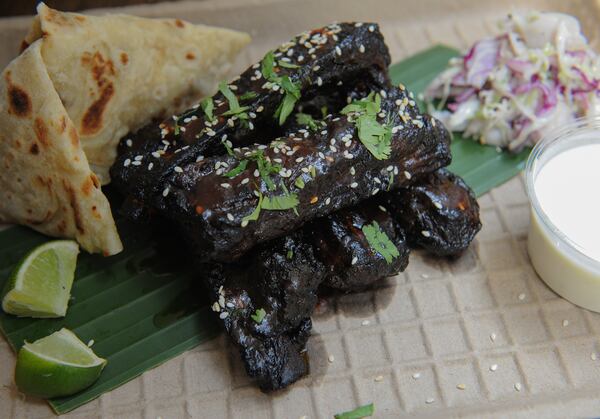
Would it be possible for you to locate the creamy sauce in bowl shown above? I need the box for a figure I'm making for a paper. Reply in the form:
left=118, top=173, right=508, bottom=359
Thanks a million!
left=526, top=122, right=600, bottom=312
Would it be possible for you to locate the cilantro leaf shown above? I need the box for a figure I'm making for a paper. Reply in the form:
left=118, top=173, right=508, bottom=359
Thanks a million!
left=224, top=159, right=248, bottom=178
left=334, top=403, right=375, bottom=419
left=286, top=249, right=294, bottom=260
left=356, top=114, right=392, bottom=160
left=251, top=308, right=266, bottom=324
left=296, top=113, right=319, bottom=131
left=239, top=91, right=258, bottom=101
left=275, top=92, right=299, bottom=126
left=362, top=221, right=400, bottom=264
left=278, top=60, right=300, bottom=69
left=261, top=51, right=275, bottom=80
left=219, top=81, right=240, bottom=110
left=222, top=105, right=251, bottom=117
left=294, top=176, right=305, bottom=189
left=261, top=192, right=299, bottom=210
left=243, top=192, right=263, bottom=223
left=200, top=98, right=215, bottom=122
left=341, top=92, right=380, bottom=116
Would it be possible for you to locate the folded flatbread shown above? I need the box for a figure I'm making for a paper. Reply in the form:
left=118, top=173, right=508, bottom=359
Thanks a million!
left=0, top=41, right=122, bottom=255
left=0, top=4, right=250, bottom=255
left=23, top=3, right=251, bottom=184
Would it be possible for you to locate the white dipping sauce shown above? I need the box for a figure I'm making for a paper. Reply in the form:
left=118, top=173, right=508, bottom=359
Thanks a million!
left=534, top=144, right=600, bottom=261
left=528, top=142, right=600, bottom=312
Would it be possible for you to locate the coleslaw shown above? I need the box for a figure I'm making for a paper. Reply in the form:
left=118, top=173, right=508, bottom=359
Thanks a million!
left=425, top=12, right=600, bottom=151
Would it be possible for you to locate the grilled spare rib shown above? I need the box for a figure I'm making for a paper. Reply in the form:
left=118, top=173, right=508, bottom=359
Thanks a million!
left=204, top=200, right=409, bottom=390
left=384, top=168, right=481, bottom=256
left=111, top=22, right=391, bottom=220
left=146, top=87, right=450, bottom=262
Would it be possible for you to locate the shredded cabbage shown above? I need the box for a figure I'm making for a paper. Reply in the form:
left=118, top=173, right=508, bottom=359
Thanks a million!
left=425, top=12, right=600, bottom=151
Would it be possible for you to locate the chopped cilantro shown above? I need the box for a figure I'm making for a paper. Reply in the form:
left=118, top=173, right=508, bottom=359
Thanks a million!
left=356, top=114, right=392, bottom=160
left=243, top=192, right=263, bottom=223
left=260, top=51, right=275, bottom=80
left=309, top=165, right=317, bottom=178
left=219, top=81, right=251, bottom=124
left=321, top=105, right=329, bottom=118
left=200, top=97, right=215, bottom=122
left=222, top=139, right=234, bottom=156
left=342, top=93, right=392, bottom=160
left=362, top=221, right=400, bottom=264
left=278, top=60, right=300, bottom=69
left=387, top=170, right=394, bottom=190
left=261, top=192, right=299, bottom=210
left=260, top=51, right=301, bottom=125
left=173, top=117, right=180, bottom=135
left=251, top=308, right=266, bottom=324
left=253, top=151, right=281, bottom=191
left=296, top=113, right=319, bottom=131
left=224, top=159, right=248, bottom=178
left=294, top=176, right=305, bottom=189
left=239, top=91, right=258, bottom=101
left=286, top=249, right=294, bottom=260
left=334, top=403, right=375, bottom=419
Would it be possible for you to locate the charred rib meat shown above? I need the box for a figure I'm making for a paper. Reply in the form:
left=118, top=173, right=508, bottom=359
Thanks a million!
left=154, top=87, right=450, bottom=262
left=111, top=22, right=391, bottom=219
left=384, top=168, right=481, bottom=256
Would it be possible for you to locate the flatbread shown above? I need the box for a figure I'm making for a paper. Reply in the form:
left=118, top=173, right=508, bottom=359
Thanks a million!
left=23, top=3, right=251, bottom=184
left=0, top=41, right=122, bottom=255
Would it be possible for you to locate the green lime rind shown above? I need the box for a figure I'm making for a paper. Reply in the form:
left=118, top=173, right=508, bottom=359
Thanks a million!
left=2, top=240, right=79, bottom=318
left=15, top=328, right=106, bottom=399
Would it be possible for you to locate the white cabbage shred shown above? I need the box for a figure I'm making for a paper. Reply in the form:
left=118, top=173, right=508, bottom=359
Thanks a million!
left=425, top=12, right=600, bottom=151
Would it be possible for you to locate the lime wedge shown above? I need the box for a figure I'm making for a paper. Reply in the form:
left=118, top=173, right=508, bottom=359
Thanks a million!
left=15, top=328, right=106, bottom=398
left=2, top=240, right=79, bottom=318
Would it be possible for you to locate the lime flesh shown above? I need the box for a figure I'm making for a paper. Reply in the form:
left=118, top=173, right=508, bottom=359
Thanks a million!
left=15, top=328, right=106, bottom=398
left=2, top=240, right=79, bottom=317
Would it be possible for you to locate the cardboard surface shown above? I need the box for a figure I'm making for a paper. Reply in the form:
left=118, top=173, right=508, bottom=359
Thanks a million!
left=2, top=0, right=600, bottom=417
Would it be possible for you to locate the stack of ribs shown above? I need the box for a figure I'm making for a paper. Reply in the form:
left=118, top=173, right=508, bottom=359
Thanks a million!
left=110, top=23, right=481, bottom=391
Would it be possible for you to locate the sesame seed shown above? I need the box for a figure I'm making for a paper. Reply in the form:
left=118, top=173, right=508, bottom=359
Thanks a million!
left=490, top=364, right=498, bottom=372
left=344, top=152, right=354, bottom=159
left=421, top=230, right=431, bottom=237
left=404, top=171, right=412, bottom=179
left=355, top=22, right=364, bottom=27
left=196, top=155, right=204, bottom=162
left=132, top=160, right=142, bottom=166
left=368, top=25, right=375, bottom=32
left=514, top=383, right=522, bottom=392
left=562, top=319, right=569, bottom=327
left=434, top=201, right=443, bottom=209
left=241, top=220, right=249, bottom=228
left=350, top=182, right=358, bottom=188
left=296, top=157, right=304, bottom=163
left=162, top=187, right=170, bottom=197
left=219, top=312, right=229, bottom=319
left=372, top=188, right=380, bottom=195
left=518, top=293, right=526, bottom=301
left=350, top=167, right=356, bottom=175
left=254, top=169, right=260, bottom=177
left=226, top=302, right=235, bottom=308
left=412, top=372, right=421, bottom=379
left=456, top=384, right=466, bottom=390
left=325, top=197, right=331, bottom=205
left=123, top=159, right=131, bottom=167
left=218, top=295, right=225, bottom=307
left=335, top=46, right=342, bottom=56
left=174, top=166, right=183, bottom=173
left=256, top=105, right=264, bottom=112
left=329, top=145, right=337, bottom=152
left=378, top=205, right=387, bottom=212
left=359, top=44, right=365, bottom=53
left=211, top=302, right=220, bottom=312
left=227, top=213, right=234, bottom=221
left=374, top=375, right=384, bottom=382
left=310, top=196, right=318, bottom=204
left=152, top=152, right=161, bottom=158
left=328, top=355, right=335, bottom=363
left=351, top=256, right=358, bottom=265
left=313, top=65, right=321, bottom=71
left=148, top=163, right=154, bottom=170
left=126, top=139, right=133, bottom=147
left=221, top=183, right=231, bottom=189
left=317, top=77, right=323, bottom=86
left=241, top=178, right=250, bottom=185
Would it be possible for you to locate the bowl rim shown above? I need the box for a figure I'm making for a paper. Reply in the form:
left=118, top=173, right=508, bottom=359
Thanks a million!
left=525, top=115, right=600, bottom=269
